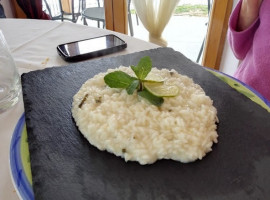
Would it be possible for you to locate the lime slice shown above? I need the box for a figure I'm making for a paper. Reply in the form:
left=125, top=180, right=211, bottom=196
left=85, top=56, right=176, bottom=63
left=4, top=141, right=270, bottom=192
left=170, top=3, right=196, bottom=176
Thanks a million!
left=144, top=82, right=179, bottom=97
left=144, top=73, right=165, bottom=83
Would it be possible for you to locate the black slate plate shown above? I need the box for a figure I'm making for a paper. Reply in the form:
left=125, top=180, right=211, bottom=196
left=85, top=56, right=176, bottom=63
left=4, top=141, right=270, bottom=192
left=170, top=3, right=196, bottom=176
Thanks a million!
left=21, top=47, right=270, bottom=200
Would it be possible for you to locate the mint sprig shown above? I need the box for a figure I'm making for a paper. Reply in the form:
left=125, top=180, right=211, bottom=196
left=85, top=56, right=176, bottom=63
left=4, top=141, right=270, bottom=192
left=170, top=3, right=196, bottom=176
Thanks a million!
left=104, top=56, right=164, bottom=106
left=138, top=89, right=164, bottom=106
left=131, top=56, right=152, bottom=80
left=126, top=79, right=140, bottom=95
left=104, top=71, right=136, bottom=88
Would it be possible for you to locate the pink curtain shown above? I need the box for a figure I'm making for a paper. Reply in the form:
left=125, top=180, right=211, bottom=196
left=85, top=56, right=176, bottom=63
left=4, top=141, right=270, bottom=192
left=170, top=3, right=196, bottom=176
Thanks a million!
left=16, top=0, right=51, bottom=19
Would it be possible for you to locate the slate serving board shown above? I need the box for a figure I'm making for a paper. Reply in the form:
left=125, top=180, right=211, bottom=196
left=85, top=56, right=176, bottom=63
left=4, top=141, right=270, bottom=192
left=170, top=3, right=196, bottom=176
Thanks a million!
left=21, top=47, right=270, bottom=200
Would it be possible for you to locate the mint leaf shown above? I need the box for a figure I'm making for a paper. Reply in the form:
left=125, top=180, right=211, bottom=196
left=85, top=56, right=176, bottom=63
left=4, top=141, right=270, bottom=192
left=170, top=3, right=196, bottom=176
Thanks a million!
left=104, top=71, right=136, bottom=88
left=138, top=89, right=164, bottom=107
left=131, top=56, right=152, bottom=80
left=126, top=80, right=140, bottom=95
left=103, top=57, right=167, bottom=107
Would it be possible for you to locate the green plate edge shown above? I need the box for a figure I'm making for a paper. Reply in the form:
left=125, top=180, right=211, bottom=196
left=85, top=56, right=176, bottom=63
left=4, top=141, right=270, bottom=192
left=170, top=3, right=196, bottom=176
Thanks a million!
left=20, top=124, right=33, bottom=185
left=207, top=69, right=270, bottom=113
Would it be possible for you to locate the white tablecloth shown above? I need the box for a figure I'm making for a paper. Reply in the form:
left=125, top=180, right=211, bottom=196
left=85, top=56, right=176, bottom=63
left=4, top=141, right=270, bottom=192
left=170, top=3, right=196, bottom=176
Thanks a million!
left=0, top=18, right=158, bottom=200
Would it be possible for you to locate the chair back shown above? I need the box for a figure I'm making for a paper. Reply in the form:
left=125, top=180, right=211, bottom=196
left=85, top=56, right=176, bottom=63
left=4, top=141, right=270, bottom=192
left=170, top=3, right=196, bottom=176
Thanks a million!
left=43, top=0, right=62, bottom=20
left=43, top=0, right=81, bottom=22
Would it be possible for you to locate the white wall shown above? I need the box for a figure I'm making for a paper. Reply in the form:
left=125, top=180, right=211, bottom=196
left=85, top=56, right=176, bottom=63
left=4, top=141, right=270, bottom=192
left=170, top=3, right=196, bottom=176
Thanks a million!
left=219, top=0, right=239, bottom=76
left=1, top=0, right=15, bottom=18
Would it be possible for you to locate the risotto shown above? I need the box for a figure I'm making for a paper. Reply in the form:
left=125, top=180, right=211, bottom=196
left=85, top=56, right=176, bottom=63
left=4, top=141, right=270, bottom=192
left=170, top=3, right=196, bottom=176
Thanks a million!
left=72, top=66, right=218, bottom=165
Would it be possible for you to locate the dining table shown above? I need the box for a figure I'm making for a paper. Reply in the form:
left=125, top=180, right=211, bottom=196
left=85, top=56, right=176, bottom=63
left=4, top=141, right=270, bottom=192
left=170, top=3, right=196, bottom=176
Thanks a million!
left=1, top=18, right=270, bottom=200
left=0, top=18, right=158, bottom=200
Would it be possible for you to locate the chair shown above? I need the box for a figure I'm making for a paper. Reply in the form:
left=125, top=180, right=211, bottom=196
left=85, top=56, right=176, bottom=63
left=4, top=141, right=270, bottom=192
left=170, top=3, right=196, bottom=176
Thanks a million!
left=81, top=0, right=136, bottom=36
left=43, top=0, right=81, bottom=23
left=81, top=0, right=105, bottom=28
left=127, top=0, right=134, bottom=36
left=127, top=0, right=139, bottom=36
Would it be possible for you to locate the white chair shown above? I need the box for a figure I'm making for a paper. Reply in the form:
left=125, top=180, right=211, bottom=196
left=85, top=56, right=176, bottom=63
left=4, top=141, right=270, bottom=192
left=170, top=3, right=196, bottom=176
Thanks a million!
left=43, top=0, right=81, bottom=23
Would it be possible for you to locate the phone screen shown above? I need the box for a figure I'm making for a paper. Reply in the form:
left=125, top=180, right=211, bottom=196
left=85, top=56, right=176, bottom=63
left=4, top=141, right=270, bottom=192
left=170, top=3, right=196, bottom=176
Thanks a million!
left=58, top=35, right=126, bottom=57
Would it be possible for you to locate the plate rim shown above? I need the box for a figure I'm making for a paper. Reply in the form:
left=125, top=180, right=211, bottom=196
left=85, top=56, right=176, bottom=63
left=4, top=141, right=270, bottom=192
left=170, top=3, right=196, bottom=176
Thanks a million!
left=206, top=68, right=270, bottom=111
left=9, top=113, right=34, bottom=200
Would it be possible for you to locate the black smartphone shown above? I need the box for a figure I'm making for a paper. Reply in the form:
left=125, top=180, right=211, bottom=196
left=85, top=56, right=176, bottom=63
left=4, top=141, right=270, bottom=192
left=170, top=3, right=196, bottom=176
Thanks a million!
left=57, top=34, right=127, bottom=62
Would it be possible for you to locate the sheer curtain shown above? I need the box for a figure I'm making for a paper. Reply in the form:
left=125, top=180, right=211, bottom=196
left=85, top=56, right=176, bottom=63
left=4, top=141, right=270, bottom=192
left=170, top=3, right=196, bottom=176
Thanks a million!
left=133, top=0, right=179, bottom=46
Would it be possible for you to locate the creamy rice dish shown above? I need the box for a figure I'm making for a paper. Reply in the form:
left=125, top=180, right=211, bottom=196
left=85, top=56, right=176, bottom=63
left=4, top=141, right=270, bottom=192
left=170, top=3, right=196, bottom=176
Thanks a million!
left=72, top=66, right=218, bottom=165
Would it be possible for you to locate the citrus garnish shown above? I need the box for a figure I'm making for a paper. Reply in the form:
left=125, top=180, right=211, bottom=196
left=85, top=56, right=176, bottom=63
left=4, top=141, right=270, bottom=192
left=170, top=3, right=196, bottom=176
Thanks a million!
left=144, top=82, right=179, bottom=97
left=144, top=73, right=165, bottom=83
